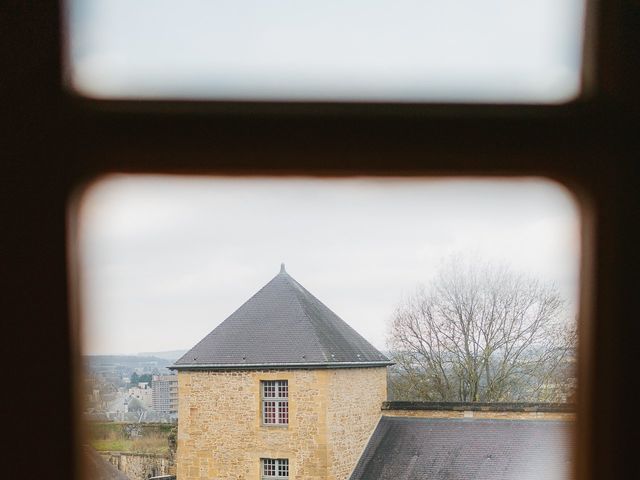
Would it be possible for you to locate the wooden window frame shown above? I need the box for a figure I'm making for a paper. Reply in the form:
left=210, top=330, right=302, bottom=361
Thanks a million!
left=3, top=1, right=640, bottom=480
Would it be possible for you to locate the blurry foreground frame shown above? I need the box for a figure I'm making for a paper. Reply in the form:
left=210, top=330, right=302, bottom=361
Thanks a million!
left=3, top=1, right=640, bottom=480
left=64, top=0, right=588, bottom=104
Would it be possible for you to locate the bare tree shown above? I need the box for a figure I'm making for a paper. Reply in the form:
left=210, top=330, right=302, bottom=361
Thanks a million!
left=388, top=259, right=576, bottom=402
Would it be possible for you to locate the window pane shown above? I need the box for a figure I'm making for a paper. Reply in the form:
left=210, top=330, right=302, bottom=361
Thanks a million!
left=263, top=458, right=275, bottom=475
left=263, top=401, right=276, bottom=423
left=278, top=382, right=288, bottom=398
left=279, top=459, right=289, bottom=476
left=278, top=401, right=289, bottom=424
left=67, top=0, right=586, bottom=103
left=263, top=381, right=276, bottom=398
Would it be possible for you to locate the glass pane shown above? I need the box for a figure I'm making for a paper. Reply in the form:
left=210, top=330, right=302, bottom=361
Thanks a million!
left=278, top=381, right=288, bottom=398
left=75, top=176, right=580, bottom=479
left=67, top=0, right=586, bottom=103
left=263, top=381, right=276, bottom=397
left=263, top=459, right=275, bottom=475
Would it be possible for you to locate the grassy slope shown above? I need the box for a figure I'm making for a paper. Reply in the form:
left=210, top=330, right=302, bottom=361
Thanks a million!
left=88, top=422, right=174, bottom=455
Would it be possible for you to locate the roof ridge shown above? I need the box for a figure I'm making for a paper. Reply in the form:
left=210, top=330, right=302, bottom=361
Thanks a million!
left=283, top=272, right=386, bottom=363
left=280, top=271, right=331, bottom=363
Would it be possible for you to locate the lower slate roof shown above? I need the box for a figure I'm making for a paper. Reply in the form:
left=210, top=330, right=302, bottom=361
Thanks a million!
left=173, top=265, right=392, bottom=370
left=349, top=416, right=573, bottom=480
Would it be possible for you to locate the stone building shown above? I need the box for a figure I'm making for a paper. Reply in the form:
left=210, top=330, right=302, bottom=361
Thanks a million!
left=172, top=266, right=574, bottom=480
left=172, top=265, right=392, bottom=480
left=129, top=382, right=153, bottom=409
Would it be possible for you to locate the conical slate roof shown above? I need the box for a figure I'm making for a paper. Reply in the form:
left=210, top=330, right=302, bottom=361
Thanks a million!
left=173, top=265, right=392, bottom=370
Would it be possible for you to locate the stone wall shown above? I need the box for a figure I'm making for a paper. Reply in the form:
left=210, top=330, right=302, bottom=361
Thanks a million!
left=382, top=401, right=575, bottom=421
left=326, top=368, right=387, bottom=480
left=382, top=409, right=575, bottom=420
left=101, top=452, right=171, bottom=480
left=177, top=367, right=387, bottom=480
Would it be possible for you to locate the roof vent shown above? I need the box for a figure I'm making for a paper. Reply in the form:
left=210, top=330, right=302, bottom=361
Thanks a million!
left=280, top=263, right=286, bottom=274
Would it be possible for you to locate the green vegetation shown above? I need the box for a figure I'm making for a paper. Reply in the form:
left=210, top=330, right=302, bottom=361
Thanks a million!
left=92, top=439, right=135, bottom=452
left=129, top=372, right=153, bottom=385
left=88, top=422, right=175, bottom=455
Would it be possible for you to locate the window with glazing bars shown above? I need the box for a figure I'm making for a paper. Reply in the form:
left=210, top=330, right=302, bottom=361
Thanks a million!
left=261, top=458, right=289, bottom=479
left=261, top=380, right=288, bottom=425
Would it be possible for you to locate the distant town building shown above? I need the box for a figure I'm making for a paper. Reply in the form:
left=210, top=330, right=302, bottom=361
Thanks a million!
left=152, top=375, right=178, bottom=415
left=128, top=382, right=153, bottom=409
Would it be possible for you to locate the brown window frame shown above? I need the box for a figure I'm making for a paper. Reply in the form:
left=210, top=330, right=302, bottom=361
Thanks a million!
left=4, top=1, right=640, bottom=480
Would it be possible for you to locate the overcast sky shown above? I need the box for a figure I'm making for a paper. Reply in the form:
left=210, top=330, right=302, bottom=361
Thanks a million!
left=68, top=0, right=585, bottom=102
left=78, top=176, right=581, bottom=355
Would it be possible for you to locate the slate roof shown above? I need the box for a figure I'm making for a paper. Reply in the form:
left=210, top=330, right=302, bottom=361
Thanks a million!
left=349, top=416, right=574, bottom=480
left=173, top=265, right=392, bottom=370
